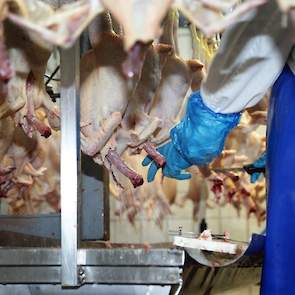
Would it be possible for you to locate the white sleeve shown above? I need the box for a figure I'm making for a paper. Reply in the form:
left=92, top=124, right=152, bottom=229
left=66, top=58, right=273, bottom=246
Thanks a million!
left=201, top=0, right=293, bottom=114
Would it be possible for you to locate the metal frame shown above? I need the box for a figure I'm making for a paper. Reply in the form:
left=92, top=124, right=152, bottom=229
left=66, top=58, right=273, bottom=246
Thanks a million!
left=0, top=248, right=184, bottom=285
left=60, top=41, right=80, bottom=286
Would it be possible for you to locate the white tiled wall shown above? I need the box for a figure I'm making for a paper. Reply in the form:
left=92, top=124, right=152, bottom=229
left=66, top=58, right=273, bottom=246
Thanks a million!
left=109, top=181, right=265, bottom=243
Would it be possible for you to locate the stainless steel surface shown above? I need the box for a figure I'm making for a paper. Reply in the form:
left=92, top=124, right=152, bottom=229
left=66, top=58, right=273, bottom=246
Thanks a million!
left=0, top=214, right=60, bottom=239
left=183, top=233, right=264, bottom=267
left=0, top=248, right=184, bottom=266
left=0, top=267, right=60, bottom=283
left=169, top=279, right=183, bottom=295
left=0, top=247, right=183, bottom=284
left=0, top=242, right=263, bottom=290
left=77, top=248, right=184, bottom=266
left=0, top=266, right=181, bottom=285
left=60, top=40, right=81, bottom=286
left=181, top=266, right=261, bottom=295
left=0, top=285, right=171, bottom=295
left=83, top=266, right=181, bottom=284
left=180, top=234, right=264, bottom=294
left=0, top=248, right=60, bottom=265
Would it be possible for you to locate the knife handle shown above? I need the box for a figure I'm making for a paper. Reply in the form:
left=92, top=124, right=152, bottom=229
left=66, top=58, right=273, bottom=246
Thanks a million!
left=243, top=164, right=265, bottom=175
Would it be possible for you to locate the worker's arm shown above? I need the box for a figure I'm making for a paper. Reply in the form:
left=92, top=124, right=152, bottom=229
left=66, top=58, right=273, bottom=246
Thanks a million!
left=143, top=0, right=293, bottom=181
left=201, top=0, right=293, bottom=114
left=143, top=91, right=240, bottom=182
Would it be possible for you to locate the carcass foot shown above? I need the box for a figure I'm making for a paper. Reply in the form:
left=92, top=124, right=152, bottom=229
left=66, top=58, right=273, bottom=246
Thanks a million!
left=143, top=141, right=166, bottom=167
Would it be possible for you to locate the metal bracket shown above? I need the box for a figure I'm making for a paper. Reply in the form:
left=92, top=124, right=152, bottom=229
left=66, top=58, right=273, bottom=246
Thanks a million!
left=78, top=267, right=86, bottom=285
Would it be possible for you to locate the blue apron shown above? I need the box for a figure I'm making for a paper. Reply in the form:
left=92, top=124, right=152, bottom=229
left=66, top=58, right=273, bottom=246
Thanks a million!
left=261, top=65, right=295, bottom=294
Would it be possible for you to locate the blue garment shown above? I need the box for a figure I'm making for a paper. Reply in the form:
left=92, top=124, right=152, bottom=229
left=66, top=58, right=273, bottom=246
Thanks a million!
left=250, top=152, right=266, bottom=183
left=142, top=91, right=241, bottom=182
left=171, top=91, right=241, bottom=165
left=261, top=65, right=295, bottom=294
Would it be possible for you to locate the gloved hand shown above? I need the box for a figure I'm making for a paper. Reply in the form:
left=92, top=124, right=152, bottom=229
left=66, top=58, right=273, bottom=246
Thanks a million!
left=249, top=152, right=266, bottom=183
left=142, top=91, right=241, bottom=182
left=142, top=142, right=192, bottom=182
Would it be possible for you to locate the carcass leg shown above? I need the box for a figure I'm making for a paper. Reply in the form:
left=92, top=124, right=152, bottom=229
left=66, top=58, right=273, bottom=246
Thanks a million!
left=105, top=149, right=143, bottom=188
left=142, top=142, right=166, bottom=167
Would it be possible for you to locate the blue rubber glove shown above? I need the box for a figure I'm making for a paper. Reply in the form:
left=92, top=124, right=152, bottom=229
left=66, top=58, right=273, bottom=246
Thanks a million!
left=142, top=142, right=192, bottom=182
left=250, top=152, right=266, bottom=183
left=143, top=91, right=241, bottom=182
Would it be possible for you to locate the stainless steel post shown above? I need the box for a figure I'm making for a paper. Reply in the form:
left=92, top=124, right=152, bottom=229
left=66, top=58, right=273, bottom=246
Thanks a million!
left=60, top=40, right=80, bottom=286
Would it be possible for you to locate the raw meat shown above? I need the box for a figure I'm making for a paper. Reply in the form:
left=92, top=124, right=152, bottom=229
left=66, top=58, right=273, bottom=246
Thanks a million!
left=4, top=16, right=59, bottom=138
left=101, top=0, right=173, bottom=50
left=148, top=9, right=204, bottom=145
left=80, top=12, right=143, bottom=188
left=118, top=42, right=172, bottom=165
left=174, top=0, right=266, bottom=36
left=7, top=0, right=104, bottom=48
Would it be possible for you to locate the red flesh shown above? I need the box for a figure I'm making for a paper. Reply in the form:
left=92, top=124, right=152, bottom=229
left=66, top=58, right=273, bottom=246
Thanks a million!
left=210, top=177, right=223, bottom=202
left=248, top=206, right=257, bottom=215
left=106, top=149, right=144, bottom=188
left=143, top=141, right=166, bottom=167
left=240, top=188, right=251, bottom=198
left=227, top=191, right=235, bottom=202
left=25, top=115, right=52, bottom=138
left=211, top=178, right=223, bottom=194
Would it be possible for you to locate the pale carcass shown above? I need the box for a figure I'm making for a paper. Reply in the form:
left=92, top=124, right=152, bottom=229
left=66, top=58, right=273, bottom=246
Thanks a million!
left=189, top=24, right=207, bottom=91
left=6, top=0, right=104, bottom=48
left=1, top=110, right=60, bottom=214
left=174, top=0, right=267, bottom=36
left=4, top=13, right=59, bottom=138
left=117, top=42, right=173, bottom=167
left=80, top=12, right=143, bottom=188
left=148, top=10, right=203, bottom=146
left=100, top=0, right=173, bottom=50
left=100, top=0, right=265, bottom=50
left=129, top=9, right=204, bottom=149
